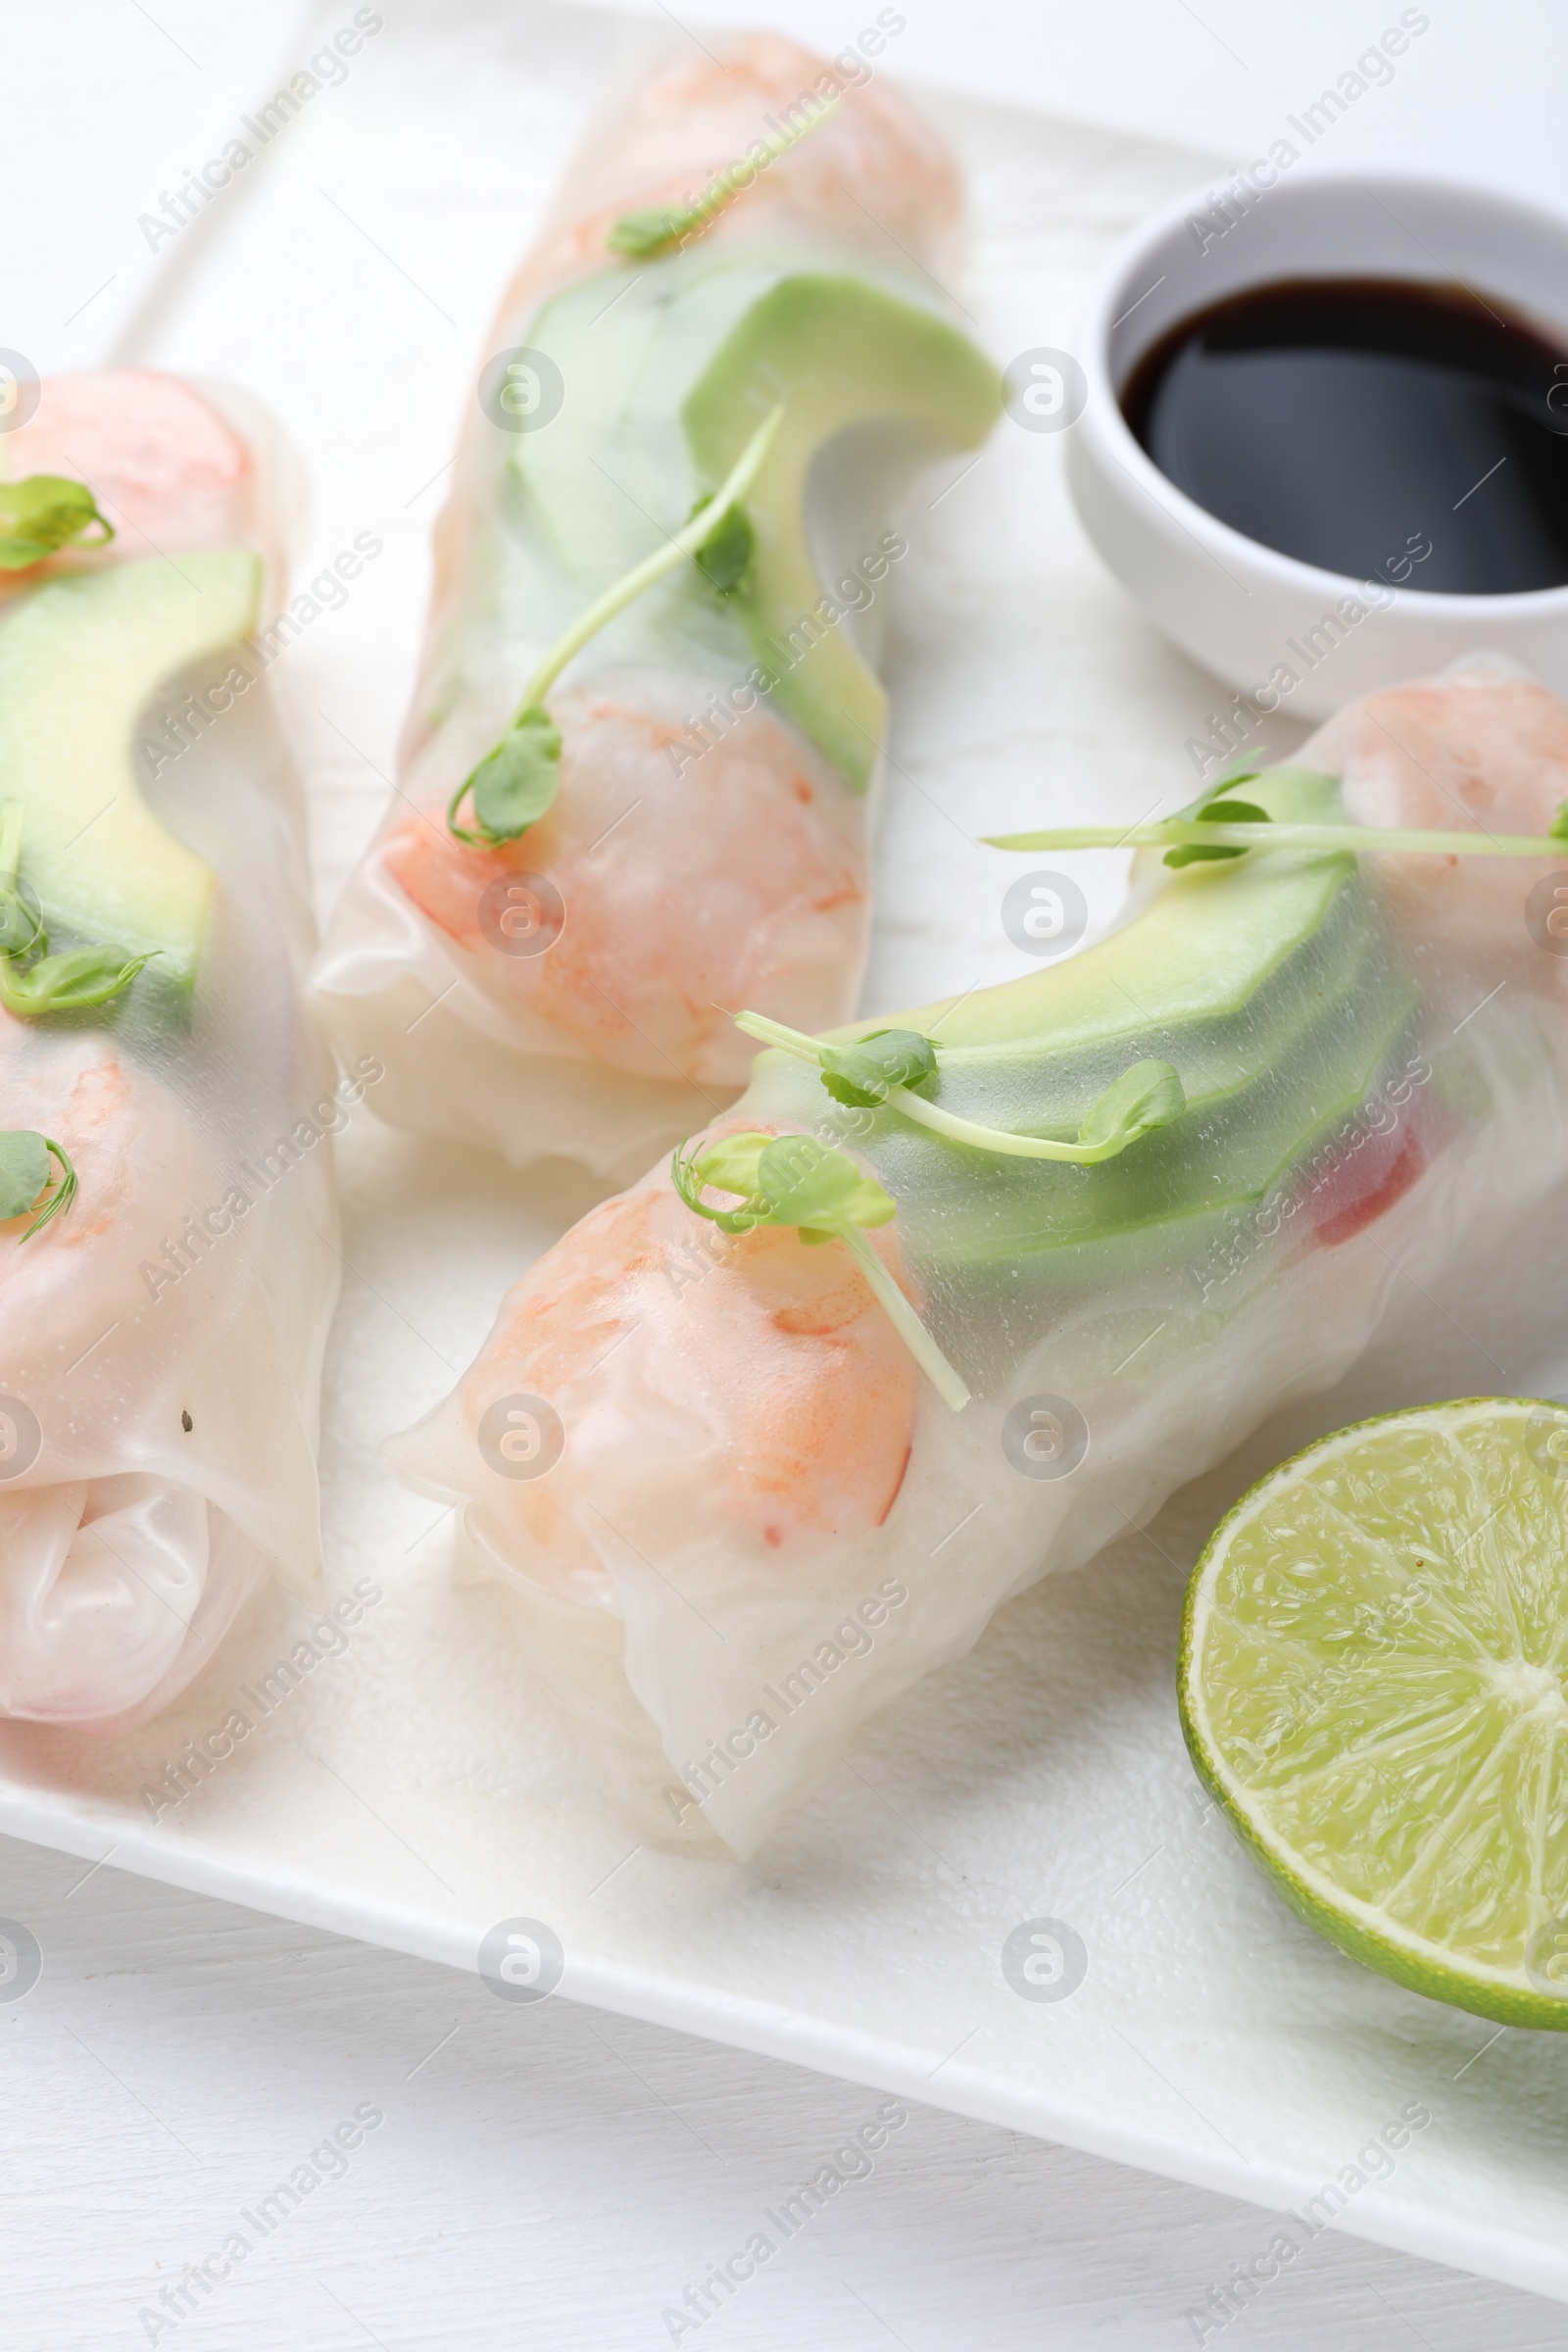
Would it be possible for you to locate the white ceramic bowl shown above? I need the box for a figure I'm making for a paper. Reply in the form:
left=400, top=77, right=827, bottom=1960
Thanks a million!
left=1066, top=164, right=1568, bottom=719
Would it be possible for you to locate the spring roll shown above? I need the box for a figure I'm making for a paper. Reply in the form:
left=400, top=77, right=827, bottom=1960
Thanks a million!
left=315, top=31, right=1000, bottom=1182
left=390, top=663, right=1568, bottom=1856
left=0, top=369, right=343, bottom=1733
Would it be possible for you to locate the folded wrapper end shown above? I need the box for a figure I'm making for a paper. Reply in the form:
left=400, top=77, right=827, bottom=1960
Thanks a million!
left=0, top=1475, right=268, bottom=1736
left=0, top=364, right=339, bottom=1741
left=317, top=863, right=724, bottom=1186
left=380, top=1410, right=457, bottom=1513
left=380, top=1419, right=486, bottom=1590
left=452, top=1509, right=731, bottom=1856
left=385, top=1402, right=731, bottom=1851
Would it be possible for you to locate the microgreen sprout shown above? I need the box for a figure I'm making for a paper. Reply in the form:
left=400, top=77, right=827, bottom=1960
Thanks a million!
left=447, top=709, right=562, bottom=849
left=449, top=407, right=784, bottom=847
left=988, top=760, right=1568, bottom=864
left=733, top=1009, right=1186, bottom=1163
left=817, top=1028, right=938, bottom=1107
left=988, top=817, right=1568, bottom=858
left=0, top=1129, right=77, bottom=1239
left=672, top=1125, right=970, bottom=1409
left=0, top=944, right=158, bottom=1016
left=1170, top=759, right=1266, bottom=816
left=687, top=495, right=755, bottom=595
left=0, top=800, right=154, bottom=1017
left=1161, top=768, right=1273, bottom=868
left=672, top=1128, right=896, bottom=1242
left=0, top=870, right=44, bottom=961
left=0, top=475, right=115, bottom=570
left=608, top=97, right=841, bottom=259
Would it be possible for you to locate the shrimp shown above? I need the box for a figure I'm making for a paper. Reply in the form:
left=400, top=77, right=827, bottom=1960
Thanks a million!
left=504, top=32, right=961, bottom=316
left=378, top=682, right=868, bottom=1085
left=0, top=1016, right=200, bottom=1371
left=1302, top=664, right=1568, bottom=983
left=0, top=364, right=335, bottom=1733
left=396, top=667, right=1568, bottom=1855
left=5, top=370, right=257, bottom=572
left=318, top=35, right=988, bottom=1173
left=0, top=1018, right=227, bottom=1729
left=395, top=1159, right=916, bottom=1591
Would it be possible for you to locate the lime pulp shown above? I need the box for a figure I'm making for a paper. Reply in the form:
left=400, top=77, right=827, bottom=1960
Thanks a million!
left=1180, top=1396, right=1568, bottom=2028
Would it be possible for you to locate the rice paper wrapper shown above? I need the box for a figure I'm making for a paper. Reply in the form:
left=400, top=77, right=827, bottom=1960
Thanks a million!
left=313, top=33, right=994, bottom=1183
left=0, top=371, right=343, bottom=1733
left=388, top=662, right=1568, bottom=1859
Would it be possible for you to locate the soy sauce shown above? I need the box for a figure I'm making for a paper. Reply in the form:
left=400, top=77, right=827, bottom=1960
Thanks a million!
left=1121, top=276, right=1568, bottom=595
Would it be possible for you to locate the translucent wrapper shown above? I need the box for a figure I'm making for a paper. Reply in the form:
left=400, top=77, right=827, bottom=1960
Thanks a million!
left=314, top=31, right=997, bottom=1183
left=390, top=664, right=1568, bottom=1858
left=0, top=369, right=342, bottom=1734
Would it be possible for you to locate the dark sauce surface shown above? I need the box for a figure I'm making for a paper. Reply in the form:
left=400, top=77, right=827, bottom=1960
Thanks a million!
left=1122, top=276, right=1568, bottom=595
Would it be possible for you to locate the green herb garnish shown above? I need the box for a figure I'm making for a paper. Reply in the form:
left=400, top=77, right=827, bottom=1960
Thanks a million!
left=988, top=816, right=1568, bottom=858
left=606, top=209, right=694, bottom=262
left=673, top=1126, right=969, bottom=1409
left=608, top=97, right=841, bottom=259
left=0, top=875, right=44, bottom=958
left=734, top=1010, right=1185, bottom=1164
left=454, top=708, right=563, bottom=848
left=1157, top=760, right=1276, bottom=865
left=0, top=942, right=157, bottom=1015
left=1162, top=797, right=1273, bottom=868
left=0, top=475, right=114, bottom=570
left=818, top=1028, right=938, bottom=1107
left=1175, top=759, right=1267, bottom=813
left=0, top=1129, right=77, bottom=1238
left=0, top=800, right=153, bottom=1016
left=1074, top=1058, right=1186, bottom=1152
left=688, top=495, right=755, bottom=595
left=673, top=1128, right=895, bottom=1241
left=988, top=757, right=1568, bottom=863
left=449, top=406, right=783, bottom=846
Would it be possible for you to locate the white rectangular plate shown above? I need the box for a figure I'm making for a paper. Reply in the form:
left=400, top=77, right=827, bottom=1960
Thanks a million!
left=11, top=0, right=1568, bottom=2307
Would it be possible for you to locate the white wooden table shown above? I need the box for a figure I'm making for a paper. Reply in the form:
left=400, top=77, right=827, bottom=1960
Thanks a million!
left=6, top=1826, right=1561, bottom=2351
left=8, top=3, right=1568, bottom=2344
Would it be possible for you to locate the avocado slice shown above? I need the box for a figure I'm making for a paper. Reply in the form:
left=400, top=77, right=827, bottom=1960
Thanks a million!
left=908, top=854, right=1359, bottom=1065
left=681, top=274, right=1002, bottom=787
left=757, top=777, right=1421, bottom=1286
left=508, top=251, right=1001, bottom=792
left=826, top=857, right=1419, bottom=1268
left=0, top=551, right=260, bottom=992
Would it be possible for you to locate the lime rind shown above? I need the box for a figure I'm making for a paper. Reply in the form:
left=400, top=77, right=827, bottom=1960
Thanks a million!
left=1180, top=1396, right=1568, bottom=2030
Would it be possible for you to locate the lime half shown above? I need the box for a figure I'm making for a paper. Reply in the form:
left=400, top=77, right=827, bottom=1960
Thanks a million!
left=1180, top=1396, right=1568, bottom=2028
